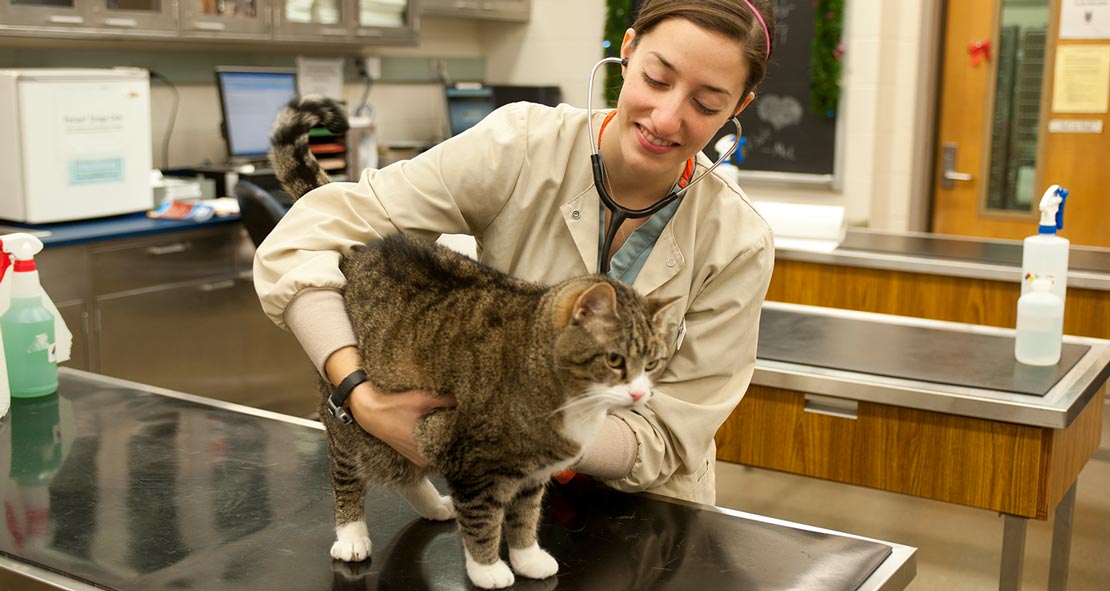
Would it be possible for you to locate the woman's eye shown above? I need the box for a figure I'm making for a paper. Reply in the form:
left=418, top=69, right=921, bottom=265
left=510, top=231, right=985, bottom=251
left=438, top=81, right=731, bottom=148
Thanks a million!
left=606, top=354, right=625, bottom=368
left=645, top=359, right=660, bottom=371
left=694, top=101, right=721, bottom=116
left=642, top=73, right=666, bottom=88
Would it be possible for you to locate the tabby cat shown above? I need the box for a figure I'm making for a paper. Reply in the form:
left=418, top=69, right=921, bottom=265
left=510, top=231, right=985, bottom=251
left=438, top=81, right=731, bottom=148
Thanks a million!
left=269, top=96, right=682, bottom=589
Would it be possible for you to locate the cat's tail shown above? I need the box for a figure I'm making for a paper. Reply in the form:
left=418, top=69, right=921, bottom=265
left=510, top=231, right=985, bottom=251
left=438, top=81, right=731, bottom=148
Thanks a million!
left=268, top=95, right=350, bottom=200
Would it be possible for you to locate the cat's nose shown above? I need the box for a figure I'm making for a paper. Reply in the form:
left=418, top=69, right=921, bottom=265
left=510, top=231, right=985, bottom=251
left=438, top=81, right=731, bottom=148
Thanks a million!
left=629, top=390, right=647, bottom=402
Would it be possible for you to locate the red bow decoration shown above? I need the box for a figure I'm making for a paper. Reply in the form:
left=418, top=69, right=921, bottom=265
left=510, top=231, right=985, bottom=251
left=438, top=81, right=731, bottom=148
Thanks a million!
left=968, top=40, right=991, bottom=66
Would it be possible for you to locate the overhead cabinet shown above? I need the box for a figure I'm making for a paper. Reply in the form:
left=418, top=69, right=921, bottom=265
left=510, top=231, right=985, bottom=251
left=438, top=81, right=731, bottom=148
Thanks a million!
left=421, top=0, right=529, bottom=22
left=0, top=0, right=419, bottom=44
left=273, top=0, right=416, bottom=44
left=0, top=0, right=177, bottom=36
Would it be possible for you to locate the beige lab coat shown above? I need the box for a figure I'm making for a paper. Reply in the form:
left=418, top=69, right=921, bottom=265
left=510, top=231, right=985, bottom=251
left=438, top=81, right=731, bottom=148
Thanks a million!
left=254, top=102, right=774, bottom=504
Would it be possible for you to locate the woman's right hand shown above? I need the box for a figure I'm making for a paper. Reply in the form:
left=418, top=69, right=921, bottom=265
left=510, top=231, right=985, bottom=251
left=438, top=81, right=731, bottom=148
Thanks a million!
left=324, top=346, right=454, bottom=467
left=346, top=382, right=454, bottom=467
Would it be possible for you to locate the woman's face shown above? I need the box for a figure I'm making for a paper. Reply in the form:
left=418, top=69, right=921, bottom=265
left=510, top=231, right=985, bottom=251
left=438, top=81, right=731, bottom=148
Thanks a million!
left=616, top=18, right=752, bottom=181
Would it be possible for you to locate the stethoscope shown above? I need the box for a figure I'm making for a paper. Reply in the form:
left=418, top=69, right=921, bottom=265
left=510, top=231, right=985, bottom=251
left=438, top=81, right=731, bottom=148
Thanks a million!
left=587, top=56, right=743, bottom=274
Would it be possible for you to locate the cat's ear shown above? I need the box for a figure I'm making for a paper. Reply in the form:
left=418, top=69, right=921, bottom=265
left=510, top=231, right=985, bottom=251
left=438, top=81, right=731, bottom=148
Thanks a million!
left=571, top=282, right=619, bottom=326
left=648, top=296, right=685, bottom=337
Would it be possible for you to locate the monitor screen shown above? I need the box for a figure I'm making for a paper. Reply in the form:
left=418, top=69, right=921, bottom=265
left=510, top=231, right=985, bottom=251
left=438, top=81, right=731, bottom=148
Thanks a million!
left=215, top=67, right=298, bottom=160
left=445, top=84, right=495, bottom=137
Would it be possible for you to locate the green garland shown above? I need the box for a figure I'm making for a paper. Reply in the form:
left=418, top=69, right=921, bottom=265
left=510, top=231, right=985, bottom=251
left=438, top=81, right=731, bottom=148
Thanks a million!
left=810, top=0, right=844, bottom=118
left=603, top=0, right=634, bottom=107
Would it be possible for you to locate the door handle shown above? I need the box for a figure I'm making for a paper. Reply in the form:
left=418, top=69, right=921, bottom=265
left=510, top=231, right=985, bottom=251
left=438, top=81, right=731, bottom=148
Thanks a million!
left=941, top=143, right=974, bottom=189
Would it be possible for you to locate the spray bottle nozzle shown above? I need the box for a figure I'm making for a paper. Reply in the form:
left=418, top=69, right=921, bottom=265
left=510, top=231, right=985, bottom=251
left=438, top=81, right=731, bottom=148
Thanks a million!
left=1038, top=185, right=1069, bottom=234
left=1, top=233, right=44, bottom=262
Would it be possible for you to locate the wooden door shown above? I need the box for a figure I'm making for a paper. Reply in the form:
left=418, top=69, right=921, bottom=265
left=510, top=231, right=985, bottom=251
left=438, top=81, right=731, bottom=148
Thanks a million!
left=931, top=0, right=1109, bottom=247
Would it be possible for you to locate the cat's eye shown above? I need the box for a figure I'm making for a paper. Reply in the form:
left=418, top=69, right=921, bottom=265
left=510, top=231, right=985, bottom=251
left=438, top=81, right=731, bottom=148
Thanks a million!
left=606, top=353, right=625, bottom=369
left=645, top=359, right=661, bottom=371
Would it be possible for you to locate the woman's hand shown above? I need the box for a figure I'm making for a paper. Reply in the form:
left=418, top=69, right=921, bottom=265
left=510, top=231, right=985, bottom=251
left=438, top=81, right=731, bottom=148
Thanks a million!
left=346, top=383, right=454, bottom=467
left=324, top=346, right=454, bottom=467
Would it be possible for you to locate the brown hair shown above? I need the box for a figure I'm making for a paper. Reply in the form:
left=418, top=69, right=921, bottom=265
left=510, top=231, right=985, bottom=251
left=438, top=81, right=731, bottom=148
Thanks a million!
left=630, top=0, right=775, bottom=99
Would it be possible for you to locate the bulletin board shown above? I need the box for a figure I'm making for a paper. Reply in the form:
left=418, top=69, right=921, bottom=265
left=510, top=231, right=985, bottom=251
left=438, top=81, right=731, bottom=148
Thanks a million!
left=702, top=0, right=841, bottom=184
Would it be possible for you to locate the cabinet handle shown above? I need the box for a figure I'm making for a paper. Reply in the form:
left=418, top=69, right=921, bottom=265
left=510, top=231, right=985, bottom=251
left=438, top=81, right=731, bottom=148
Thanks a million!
left=198, top=280, right=236, bottom=292
left=803, top=393, right=858, bottom=420
left=48, top=15, right=85, bottom=24
left=145, top=242, right=190, bottom=256
left=103, top=17, right=139, bottom=27
left=193, top=21, right=227, bottom=31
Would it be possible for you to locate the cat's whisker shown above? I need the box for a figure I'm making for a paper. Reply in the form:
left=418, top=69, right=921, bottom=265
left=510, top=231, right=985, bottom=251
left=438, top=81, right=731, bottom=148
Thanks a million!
left=537, top=394, right=605, bottom=419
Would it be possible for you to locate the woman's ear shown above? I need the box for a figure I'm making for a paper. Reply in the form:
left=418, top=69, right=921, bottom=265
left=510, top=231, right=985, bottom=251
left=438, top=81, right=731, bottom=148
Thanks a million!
left=734, top=92, right=756, bottom=116
left=620, top=28, right=637, bottom=66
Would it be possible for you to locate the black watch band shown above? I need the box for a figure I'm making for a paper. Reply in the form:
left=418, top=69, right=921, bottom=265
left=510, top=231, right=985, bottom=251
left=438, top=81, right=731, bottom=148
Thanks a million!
left=327, top=369, right=369, bottom=425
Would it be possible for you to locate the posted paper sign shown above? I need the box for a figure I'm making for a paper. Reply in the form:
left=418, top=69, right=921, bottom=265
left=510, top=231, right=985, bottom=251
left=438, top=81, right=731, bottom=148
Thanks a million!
left=1051, top=45, right=1110, bottom=113
left=1061, top=0, right=1110, bottom=39
left=296, top=57, right=343, bottom=100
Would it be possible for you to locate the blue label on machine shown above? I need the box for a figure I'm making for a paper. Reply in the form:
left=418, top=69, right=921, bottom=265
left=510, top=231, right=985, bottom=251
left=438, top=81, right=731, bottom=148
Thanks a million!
left=68, top=159, right=124, bottom=184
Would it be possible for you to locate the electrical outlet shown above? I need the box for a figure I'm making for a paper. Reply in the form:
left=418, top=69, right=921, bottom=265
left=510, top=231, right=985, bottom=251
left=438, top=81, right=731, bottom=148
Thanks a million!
left=361, top=56, right=382, bottom=80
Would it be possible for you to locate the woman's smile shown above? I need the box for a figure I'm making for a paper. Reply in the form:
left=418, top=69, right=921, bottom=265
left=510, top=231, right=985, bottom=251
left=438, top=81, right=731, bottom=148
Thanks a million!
left=635, top=123, right=680, bottom=154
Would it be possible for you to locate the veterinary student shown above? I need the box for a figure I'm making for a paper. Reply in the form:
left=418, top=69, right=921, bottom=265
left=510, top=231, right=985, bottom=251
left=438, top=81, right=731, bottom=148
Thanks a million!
left=254, top=0, right=776, bottom=505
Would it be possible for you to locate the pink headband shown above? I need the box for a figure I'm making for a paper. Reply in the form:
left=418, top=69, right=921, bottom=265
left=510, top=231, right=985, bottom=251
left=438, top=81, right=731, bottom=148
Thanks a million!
left=741, top=0, right=771, bottom=57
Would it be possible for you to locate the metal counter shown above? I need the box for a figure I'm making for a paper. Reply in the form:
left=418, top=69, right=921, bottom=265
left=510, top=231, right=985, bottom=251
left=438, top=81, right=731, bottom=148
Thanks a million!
left=0, top=370, right=916, bottom=591
left=776, top=228, right=1110, bottom=290
left=754, top=301, right=1110, bottom=428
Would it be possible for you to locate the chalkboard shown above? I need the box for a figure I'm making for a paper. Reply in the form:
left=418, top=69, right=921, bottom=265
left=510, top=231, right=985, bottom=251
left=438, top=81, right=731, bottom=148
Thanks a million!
left=703, top=0, right=839, bottom=181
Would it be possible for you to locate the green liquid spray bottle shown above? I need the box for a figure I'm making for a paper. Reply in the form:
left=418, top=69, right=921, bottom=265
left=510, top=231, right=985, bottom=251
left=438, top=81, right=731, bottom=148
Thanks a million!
left=0, top=233, right=58, bottom=400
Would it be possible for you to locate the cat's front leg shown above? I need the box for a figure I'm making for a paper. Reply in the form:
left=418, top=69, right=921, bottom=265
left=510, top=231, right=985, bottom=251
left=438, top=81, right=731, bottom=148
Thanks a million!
left=506, top=483, right=558, bottom=580
left=452, top=484, right=513, bottom=589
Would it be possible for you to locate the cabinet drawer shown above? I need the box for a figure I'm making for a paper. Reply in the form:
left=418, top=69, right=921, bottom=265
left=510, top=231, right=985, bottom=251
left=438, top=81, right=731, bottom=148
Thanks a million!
left=716, top=385, right=1051, bottom=517
left=37, top=244, right=92, bottom=303
left=91, top=228, right=238, bottom=295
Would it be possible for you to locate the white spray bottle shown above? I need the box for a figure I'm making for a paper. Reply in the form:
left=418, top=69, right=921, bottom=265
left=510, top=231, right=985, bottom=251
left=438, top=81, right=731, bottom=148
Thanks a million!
left=1020, top=185, right=1069, bottom=303
left=0, top=233, right=73, bottom=401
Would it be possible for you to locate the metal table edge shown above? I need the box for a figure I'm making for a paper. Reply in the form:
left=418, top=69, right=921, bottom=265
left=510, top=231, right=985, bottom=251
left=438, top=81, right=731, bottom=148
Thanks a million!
left=754, top=302, right=1110, bottom=429
left=639, top=492, right=918, bottom=591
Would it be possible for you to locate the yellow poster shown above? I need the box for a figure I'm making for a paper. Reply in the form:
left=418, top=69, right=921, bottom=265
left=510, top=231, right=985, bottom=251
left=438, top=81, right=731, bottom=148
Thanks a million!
left=1052, top=44, right=1110, bottom=113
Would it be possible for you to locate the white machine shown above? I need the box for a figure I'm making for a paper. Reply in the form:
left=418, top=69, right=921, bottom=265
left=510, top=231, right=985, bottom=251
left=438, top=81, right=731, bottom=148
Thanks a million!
left=0, top=68, right=153, bottom=223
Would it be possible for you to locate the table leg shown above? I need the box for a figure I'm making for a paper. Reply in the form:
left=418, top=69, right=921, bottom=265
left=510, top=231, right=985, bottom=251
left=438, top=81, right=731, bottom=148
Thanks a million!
left=999, top=514, right=1027, bottom=591
left=1048, top=481, right=1078, bottom=591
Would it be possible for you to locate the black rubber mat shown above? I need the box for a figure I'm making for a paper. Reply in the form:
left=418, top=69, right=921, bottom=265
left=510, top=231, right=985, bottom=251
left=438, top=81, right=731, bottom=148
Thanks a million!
left=758, top=307, right=1088, bottom=397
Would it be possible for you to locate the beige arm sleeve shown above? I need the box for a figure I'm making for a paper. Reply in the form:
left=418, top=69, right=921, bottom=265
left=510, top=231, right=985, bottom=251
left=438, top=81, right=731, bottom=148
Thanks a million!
left=602, top=229, right=774, bottom=497
left=283, top=288, right=357, bottom=376
left=572, top=415, right=639, bottom=480
left=252, top=102, right=531, bottom=331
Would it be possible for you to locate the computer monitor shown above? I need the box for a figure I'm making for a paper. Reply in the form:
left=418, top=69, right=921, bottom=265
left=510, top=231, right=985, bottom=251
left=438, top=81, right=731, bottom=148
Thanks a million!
left=490, top=85, right=562, bottom=108
left=215, top=67, right=298, bottom=163
left=444, top=83, right=495, bottom=137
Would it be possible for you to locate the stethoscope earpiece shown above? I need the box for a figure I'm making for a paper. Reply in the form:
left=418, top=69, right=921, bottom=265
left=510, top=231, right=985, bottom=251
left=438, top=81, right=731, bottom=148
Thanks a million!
left=620, top=58, right=628, bottom=67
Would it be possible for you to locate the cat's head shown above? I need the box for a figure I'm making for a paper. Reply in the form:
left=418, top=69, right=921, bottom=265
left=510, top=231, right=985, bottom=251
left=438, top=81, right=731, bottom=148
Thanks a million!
left=552, top=278, right=683, bottom=409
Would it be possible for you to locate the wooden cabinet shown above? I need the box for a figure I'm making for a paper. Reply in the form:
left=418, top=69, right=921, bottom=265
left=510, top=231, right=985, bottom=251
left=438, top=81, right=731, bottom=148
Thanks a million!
left=36, top=224, right=319, bottom=418
left=422, top=0, right=529, bottom=22
left=717, top=384, right=1104, bottom=519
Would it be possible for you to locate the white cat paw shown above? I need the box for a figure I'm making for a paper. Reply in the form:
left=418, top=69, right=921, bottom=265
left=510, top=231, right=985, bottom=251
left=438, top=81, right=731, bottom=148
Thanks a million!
left=330, top=522, right=372, bottom=562
left=466, top=558, right=515, bottom=589
left=426, top=495, right=455, bottom=521
left=510, top=544, right=559, bottom=579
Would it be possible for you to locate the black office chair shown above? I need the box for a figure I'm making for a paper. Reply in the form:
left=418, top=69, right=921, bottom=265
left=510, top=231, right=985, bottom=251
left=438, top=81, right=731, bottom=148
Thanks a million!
left=235, top=180, right=288, bottom=248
